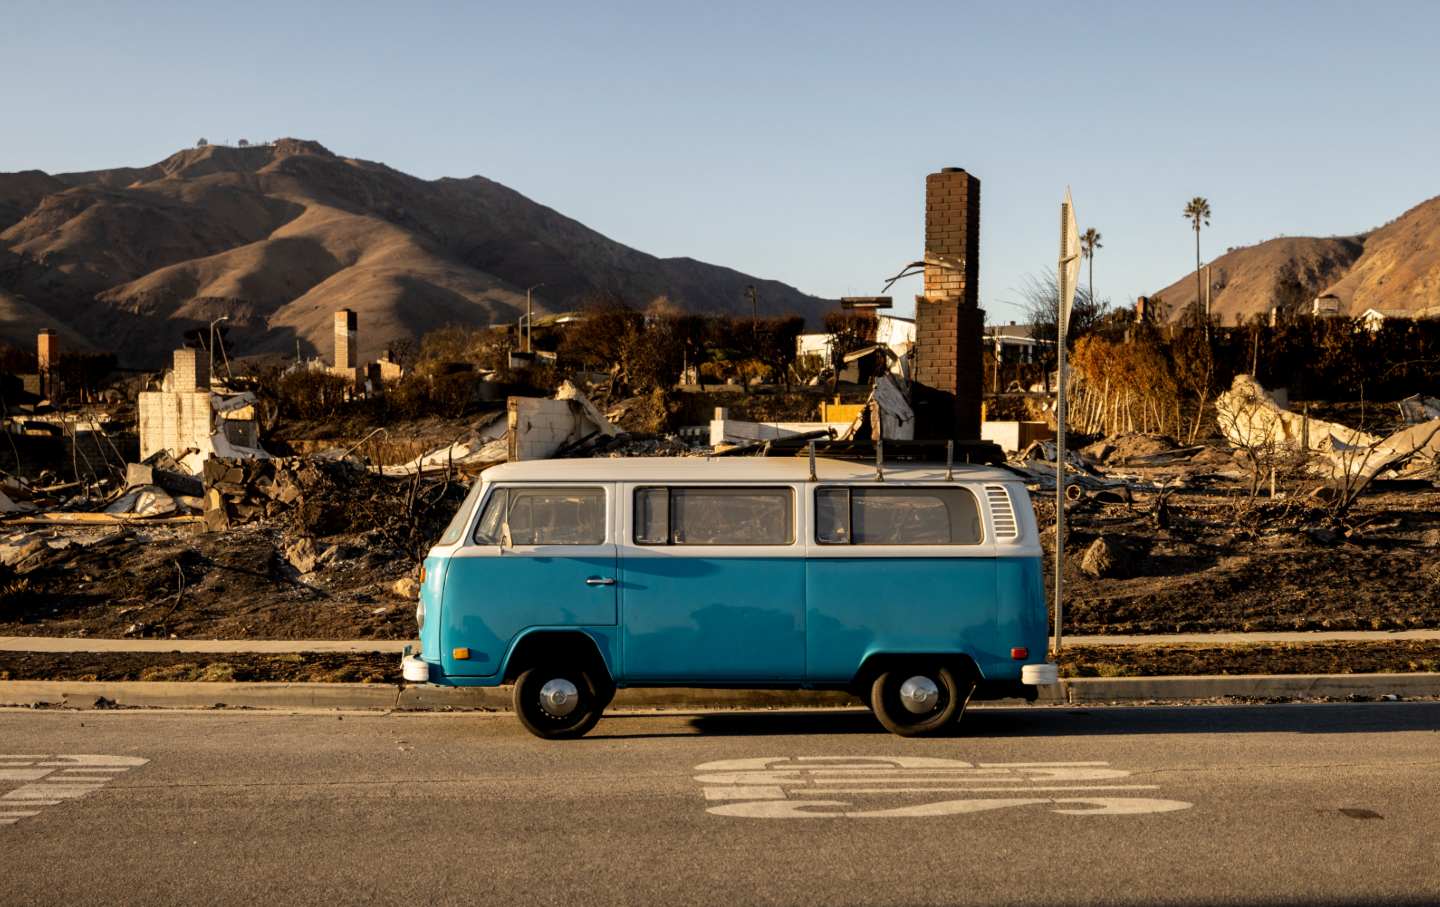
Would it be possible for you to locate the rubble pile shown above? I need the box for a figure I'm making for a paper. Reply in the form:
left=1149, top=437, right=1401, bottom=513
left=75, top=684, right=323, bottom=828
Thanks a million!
left=1216, top=375, right=1440, bottom=484
left=201, top=457, right=328, bottom=533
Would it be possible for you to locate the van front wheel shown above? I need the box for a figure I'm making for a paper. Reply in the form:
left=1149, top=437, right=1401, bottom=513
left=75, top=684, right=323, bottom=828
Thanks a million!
left=870, top=665, right=969, bottom=737
left=513, top=665, right=605, bottom=740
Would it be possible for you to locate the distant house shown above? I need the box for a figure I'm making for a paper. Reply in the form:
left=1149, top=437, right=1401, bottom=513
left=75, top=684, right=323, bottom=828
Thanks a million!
left=984, top=322, right=1054, bottom=364
left=1358, top=307, right=1405, bottom=333
left=795, top=313, right=915, bottom=377
left=1312, top=294, right=1342, bottom=317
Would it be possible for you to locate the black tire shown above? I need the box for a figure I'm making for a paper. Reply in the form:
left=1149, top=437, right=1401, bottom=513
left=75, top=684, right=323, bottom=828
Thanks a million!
left=870, top=664, right=971, bottom=737
left=512, top=664, right=605, bottom=740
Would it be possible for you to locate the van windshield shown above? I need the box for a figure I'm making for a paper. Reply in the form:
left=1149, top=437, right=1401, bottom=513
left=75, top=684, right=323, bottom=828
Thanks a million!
left=436, top=478, right=486, bottom=547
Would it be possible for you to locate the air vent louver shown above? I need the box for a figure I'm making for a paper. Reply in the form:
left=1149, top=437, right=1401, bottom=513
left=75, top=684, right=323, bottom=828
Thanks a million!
left=985, top=485, right=1019, bottom=540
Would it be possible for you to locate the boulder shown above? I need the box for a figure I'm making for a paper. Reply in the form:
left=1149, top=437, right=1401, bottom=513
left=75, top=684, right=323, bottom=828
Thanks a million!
left=391, top=576, right=421, bottom=599
left=285, top=537, right=320, bottom=574
left=1080, top=536, right=1136, bottom=579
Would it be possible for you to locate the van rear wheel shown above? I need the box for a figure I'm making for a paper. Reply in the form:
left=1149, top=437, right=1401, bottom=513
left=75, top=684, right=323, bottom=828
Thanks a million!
left=870, top=664, right=970, bottom=737
left=513, top=664, right=605, bottom=740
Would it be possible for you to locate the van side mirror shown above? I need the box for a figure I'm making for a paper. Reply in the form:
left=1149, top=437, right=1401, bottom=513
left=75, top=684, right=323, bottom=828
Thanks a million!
left=500, top=522, right=513, bottom=550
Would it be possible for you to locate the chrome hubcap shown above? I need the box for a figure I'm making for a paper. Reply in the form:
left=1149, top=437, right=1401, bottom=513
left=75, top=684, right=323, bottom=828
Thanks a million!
left=899, top=675, right=940, bottom=714
left=539, top=678, right=580, bottom=717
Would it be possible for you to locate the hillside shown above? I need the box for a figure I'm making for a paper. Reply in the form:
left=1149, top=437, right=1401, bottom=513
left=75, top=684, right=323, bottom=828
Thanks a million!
left=1152, top=195, right=1440, bottom=323
left=0, top=140, right=829, bottom=366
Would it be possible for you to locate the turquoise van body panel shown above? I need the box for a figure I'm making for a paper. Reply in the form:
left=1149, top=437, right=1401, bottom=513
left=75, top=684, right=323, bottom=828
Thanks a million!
left=439, top=552, right=618, bottom=678
left=620, top=555, right=805, bottom=681
left=419, top=554, right=449, bottom=663
left=993, top=556, right=1050, bottom=677
left=804, top=557, right=1002, bottom=682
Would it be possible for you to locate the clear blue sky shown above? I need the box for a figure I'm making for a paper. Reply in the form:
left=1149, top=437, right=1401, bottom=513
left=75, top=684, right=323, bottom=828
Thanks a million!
left=4, top=0, right=1437, bottom=322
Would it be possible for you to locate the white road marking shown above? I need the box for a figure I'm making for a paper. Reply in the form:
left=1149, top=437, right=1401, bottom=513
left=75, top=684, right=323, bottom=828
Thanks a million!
left=695, top=756, right=1192, bottom=818
left=797, top=785, right=1161, bottom=794
left=0, top=755, right=148, bottom=827
left=0, top=811, right=43, bottom=826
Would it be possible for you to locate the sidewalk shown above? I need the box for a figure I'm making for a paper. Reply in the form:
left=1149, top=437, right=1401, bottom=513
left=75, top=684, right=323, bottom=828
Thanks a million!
left=0, top=638, right=413, bottom=653
left=3, top=631, right=1438, bottom=654
left=1065, top=630, right=1440, bottom=646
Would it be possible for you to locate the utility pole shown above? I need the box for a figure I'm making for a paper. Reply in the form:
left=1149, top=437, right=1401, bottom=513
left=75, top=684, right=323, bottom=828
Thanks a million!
left=208, top=315, right=228, bottom=387
left=746, top=284, right=758, bottom=332
left=524, top=283, right=544, bottom=353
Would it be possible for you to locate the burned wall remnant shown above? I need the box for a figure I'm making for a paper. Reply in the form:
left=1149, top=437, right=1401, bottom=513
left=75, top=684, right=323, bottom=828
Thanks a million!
left=36, top=328, right=59, bottom=399
left=138, top=347, right=265, bottom=472
left=912, top=167, right=984, bottom=440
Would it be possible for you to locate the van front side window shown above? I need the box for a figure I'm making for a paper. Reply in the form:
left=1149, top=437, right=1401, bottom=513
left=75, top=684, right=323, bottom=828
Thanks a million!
left=472, top=487, right=606, bottom=546
left=815, top=487, right=982, bottom=545
left=634, top=487, right=793, bottom=546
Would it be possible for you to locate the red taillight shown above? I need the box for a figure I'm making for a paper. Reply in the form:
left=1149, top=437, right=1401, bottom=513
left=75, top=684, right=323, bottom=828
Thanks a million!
left=1011, top=647, right=1028, bottom=660
left=419, top=565, right=426, bottom=584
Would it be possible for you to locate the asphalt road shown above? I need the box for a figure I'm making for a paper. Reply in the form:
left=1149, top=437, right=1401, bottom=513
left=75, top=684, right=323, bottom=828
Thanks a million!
left=2, top=703, right=1439, bottom=907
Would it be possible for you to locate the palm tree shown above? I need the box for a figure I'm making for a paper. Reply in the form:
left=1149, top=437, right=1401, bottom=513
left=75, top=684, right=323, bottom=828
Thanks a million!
left=1080, top=228, right=1103, bottom=310
left=1183, top=197, right=1212, bottom=324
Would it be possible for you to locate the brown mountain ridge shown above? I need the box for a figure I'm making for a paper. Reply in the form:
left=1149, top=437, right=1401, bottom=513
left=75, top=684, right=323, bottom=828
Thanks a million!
left=0, top=139, right=829, bottom=366
left=1153, top=195, right=1440, bottom=323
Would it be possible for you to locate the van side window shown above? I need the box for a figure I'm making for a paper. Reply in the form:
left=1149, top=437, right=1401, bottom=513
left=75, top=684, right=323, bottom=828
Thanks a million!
left=472, top=487, right=606, bottom=546
left=815, top=487, right=982, bottom=545
left=634, top=487, right=793, bottom=546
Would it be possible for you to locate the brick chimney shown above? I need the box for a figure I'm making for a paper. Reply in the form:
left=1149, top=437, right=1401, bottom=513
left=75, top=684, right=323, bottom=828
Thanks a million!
left=37, top=329, right=59, bottom=397
left=334, top=309, right=357, bottom=371
left=912, top=168, right=984, bottom=440
left=172, top=347, right=210, bottom=393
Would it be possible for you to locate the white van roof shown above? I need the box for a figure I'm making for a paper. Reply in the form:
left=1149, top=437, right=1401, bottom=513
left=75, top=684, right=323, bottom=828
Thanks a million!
left=481, top=456, right=1021, bottom=485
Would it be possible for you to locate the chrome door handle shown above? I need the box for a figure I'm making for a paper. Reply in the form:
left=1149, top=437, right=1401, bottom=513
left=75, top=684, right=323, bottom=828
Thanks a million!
left=585, top=576, right=617, bottom=586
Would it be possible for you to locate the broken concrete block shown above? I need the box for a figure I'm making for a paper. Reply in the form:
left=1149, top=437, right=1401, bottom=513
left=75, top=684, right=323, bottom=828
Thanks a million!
left=259, top=470, right=302, bottom=505
left=285, top=537, right=320, bottom=574
left=104, top=485, right=177, bottom=517
left=1081, top=536, right=1134, bottom=579
left=202, top=489, right=230, bottom=533
left=391, top=576, right=421, bottom=599
left=0, top=537, right=49, bottom=568
left=125, top=462, right=203, bottom=498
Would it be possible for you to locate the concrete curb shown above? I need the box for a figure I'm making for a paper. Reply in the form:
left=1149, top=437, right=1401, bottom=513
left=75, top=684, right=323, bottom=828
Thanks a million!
left=2, top=674, right=1438, bottom=711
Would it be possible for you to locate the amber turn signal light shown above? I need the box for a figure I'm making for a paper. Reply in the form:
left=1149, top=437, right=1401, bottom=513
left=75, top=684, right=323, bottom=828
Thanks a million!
left=452, top=647, right=470, bottom=660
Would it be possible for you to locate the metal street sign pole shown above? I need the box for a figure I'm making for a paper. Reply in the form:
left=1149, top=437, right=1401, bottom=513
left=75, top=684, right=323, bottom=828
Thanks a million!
left=1055, top=190, right=1080, bottom=656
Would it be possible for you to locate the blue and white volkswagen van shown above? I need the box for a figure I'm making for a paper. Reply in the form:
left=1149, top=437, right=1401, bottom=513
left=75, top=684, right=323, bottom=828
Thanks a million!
left=402, top=456, right=1057, bottom=738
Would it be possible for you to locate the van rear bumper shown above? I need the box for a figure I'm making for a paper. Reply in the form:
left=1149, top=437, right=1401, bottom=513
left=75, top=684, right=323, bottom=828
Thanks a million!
left=1021, top=662, right=1059, bottom=685
left=401, top=655, right=431, bottom=683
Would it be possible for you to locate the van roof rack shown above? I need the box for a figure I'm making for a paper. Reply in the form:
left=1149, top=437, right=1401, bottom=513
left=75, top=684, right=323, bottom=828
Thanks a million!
left=761, top=438, right=1006, bottom=467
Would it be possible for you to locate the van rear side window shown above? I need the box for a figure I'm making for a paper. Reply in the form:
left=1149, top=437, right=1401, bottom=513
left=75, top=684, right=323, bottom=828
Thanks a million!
left=472, top=487, right=606, bottom=546
left=815, top=486, right=982, bottom=545
left=634, top=487, right=793, bottom=546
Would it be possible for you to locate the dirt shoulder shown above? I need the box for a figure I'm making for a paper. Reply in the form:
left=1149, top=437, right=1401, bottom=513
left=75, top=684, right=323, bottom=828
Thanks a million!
left=1061, top=641, right=1440, bottom=677
left=1043, top=462, right=1440, bottom=634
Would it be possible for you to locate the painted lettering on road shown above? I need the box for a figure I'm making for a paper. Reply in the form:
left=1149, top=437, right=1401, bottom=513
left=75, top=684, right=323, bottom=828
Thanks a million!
left=694, top=756, right=1191, bottom=818
left=0, top=755, right=148, bottom=827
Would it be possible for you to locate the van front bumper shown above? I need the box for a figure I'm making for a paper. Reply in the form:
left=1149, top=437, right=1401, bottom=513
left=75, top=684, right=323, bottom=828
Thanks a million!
left=401, top=655, right=431, bottom=683
left=1021, top=662, right=1059, bottom=685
